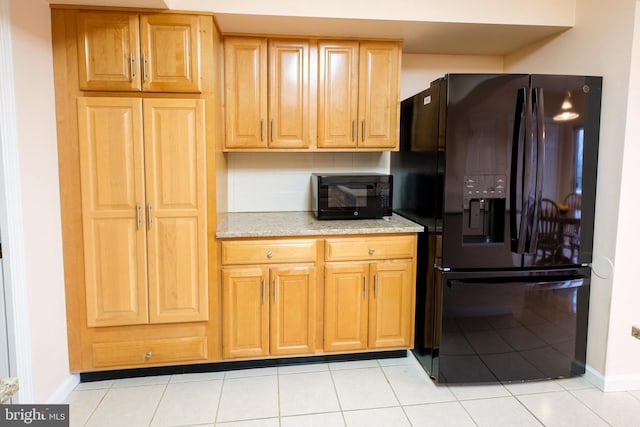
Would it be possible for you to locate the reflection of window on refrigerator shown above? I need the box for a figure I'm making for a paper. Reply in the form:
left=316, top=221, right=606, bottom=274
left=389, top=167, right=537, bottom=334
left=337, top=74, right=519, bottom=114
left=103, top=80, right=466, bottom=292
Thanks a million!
left=575, top=127, right=584, bottom=193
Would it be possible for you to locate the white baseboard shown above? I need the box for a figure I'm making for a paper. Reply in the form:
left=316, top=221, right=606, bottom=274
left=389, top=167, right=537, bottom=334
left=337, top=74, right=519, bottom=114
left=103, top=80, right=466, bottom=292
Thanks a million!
left=585, top=365, right=640, bottom=392
left=46, top=374, right=80, bottom=403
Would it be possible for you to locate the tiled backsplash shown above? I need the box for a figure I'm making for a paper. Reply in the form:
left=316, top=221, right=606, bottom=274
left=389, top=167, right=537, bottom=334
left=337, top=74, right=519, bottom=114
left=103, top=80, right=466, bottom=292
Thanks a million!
left=227, top=152, right=389, bottom=212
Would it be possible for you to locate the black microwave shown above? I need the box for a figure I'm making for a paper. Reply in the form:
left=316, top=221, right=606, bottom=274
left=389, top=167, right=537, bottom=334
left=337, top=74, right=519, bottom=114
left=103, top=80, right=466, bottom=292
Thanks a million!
left=311, top=173, right=393, bottom=220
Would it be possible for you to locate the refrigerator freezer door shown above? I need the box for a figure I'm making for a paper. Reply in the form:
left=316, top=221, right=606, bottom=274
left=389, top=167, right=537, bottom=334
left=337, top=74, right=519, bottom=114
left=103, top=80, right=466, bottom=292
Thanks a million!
left=424, top=268, right=590, bottom=384
left=442, top=74, right=529, bottom=269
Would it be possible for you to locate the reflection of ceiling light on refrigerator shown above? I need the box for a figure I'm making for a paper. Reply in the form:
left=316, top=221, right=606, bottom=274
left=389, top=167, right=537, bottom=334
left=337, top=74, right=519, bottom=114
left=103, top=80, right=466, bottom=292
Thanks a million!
left=553, top=91, right=580, bottom=121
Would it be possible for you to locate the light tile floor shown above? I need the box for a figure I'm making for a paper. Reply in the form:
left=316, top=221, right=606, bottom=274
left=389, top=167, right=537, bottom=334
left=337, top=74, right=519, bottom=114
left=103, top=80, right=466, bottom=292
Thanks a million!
left=66, top=352, right=640, bottom=426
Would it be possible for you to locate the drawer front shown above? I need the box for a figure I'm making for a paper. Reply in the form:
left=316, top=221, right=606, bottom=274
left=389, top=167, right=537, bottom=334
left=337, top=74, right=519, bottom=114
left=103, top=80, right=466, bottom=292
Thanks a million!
left=92, top=336, right=207, bottom=368
left=221, top=239, right=317, bottom=265
left=325, top=235, right=416, bottom=261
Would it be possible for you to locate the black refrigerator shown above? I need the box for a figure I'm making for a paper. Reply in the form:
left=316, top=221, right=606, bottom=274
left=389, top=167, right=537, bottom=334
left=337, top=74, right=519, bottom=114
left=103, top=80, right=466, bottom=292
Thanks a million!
left=390, top=74, right=602, bottom=384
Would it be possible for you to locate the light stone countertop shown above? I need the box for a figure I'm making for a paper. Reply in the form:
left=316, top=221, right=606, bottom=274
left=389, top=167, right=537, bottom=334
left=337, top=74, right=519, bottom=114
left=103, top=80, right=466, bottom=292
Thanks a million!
left=216, top=211, right=424, bottom=239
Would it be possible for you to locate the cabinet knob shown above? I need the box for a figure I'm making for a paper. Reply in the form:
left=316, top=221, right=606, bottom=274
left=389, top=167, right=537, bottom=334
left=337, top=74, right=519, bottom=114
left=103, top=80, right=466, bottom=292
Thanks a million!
left=369, top=248, right=375, bottom=255
left=145, top=351, right=152, bottom=359
left=266, top=250, right=273, bottom=258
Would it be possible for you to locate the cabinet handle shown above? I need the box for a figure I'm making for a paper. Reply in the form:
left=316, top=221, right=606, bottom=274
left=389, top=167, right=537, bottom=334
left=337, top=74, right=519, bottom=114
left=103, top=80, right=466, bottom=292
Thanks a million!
left=142, top=53, right=148, bottom=82
left=145, top=351, right=152, bottom=359
left=270, top=119, right=274, bottom=142
left=273, top=278, right=277, bottom=303
left=363, top=275, right=367, bottom=299
left=362, top=120, right=366, bottom=142
left=369, top=248, right=375, bottom=255
left=261, top=119, right=265, bottom=141
left=261, top=279, right=266, bottom=304
left=266, top=250, right=273, bottom=258
left=352, top=120, right=356, bottom=142
left=147, top=203, right=152, bottom=229
left=130, top=53, right=135, bottom=81
left=136, top=203, right=141, bottom=229
left=374, top=273, right=378, bottom=298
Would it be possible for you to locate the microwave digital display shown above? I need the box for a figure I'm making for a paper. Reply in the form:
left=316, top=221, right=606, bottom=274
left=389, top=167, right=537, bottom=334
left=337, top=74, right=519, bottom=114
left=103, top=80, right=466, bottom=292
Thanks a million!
left=311, top=173, right=393, bottom=220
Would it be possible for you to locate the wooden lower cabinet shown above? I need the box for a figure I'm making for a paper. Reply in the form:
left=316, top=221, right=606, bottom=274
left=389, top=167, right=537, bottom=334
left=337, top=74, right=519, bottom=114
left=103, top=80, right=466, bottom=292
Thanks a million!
left=324, top=260, right=414, bottom=352
left=323, top=235, right=417, bottom=352
left=222, top=265, right=316, bottom=359
left=219, top=234, right=416, bottom=361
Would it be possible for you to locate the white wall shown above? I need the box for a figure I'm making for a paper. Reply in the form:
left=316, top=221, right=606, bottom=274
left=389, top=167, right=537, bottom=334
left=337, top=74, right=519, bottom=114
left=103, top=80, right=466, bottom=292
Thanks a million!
left=8, top=0, right=73, bottom=402
left=505, top=0, right=640, bottom=388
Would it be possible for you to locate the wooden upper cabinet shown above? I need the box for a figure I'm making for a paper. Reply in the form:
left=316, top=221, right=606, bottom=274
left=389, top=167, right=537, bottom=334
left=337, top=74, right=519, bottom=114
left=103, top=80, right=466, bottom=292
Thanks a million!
left=318, top=40, right=401, bottom=150
left=318, top=41, right=359, bottom=149
left=268, top=40, right=310, bottom=149
left=140, top=14, right=201, bottom=92
left=77, top=11, right=201, bottom=92
left=358, top=42, right=401, bottom=149
left=224, top=37, right=268, bottom=149
left=223, top=37, right=310, bottom=150
left=77, top=12, right=141, bottom=91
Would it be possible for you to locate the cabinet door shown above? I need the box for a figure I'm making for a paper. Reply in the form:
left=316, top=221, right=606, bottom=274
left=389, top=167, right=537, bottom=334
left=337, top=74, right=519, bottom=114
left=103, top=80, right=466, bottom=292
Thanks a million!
left=268, top=40, right=310, bottom=148
left=77, top=97, right=148, bottom=327
left=140, top=14, right=202, bottom=93
left=224, top=37, right=268, bottom=149
left=369, top=260, right=414, bottom=348
left=358, top=42, right=400, bottom=149
left=270, top=266, right=315, bottom=355
left=76, top=11, right=141, bottom=91
left=318, top=41, right=359, bottom=148
left=222, top=267, right=269, bottom=358
left=144, top=99, right=208, bottom=324
left=324, top=263, right=369, bottom=351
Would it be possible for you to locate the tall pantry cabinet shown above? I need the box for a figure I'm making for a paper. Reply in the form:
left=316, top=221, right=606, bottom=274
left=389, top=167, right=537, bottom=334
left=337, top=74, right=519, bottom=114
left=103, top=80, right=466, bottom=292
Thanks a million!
left=51, top=6, right=224, bottom=371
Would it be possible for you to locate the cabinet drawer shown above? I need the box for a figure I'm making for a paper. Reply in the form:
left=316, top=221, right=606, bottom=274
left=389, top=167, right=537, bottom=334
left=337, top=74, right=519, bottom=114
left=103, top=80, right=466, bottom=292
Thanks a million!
left=221, top=239, right=317, bottom=265
left=92, top=336, right=207, bottom=368
left=325, top=235, right=416, bottom=261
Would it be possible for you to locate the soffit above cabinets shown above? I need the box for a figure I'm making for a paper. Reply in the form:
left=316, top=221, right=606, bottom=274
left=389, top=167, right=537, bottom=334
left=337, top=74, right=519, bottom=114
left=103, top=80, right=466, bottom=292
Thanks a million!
left=49, top=0, right=575, bottom=55
left=213, top=14, right=569, bottom=55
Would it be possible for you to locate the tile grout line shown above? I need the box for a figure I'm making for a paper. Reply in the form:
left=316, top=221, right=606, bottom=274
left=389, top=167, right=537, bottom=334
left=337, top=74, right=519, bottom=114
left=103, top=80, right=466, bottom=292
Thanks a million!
left=80, top=384, right=111, bottom=427
left=212, top=371, right=228, bottom=425
left=327, top=360, right=348, bottom=426
left=146, top=378, right=170, bottom=427
left=377, top=359, right=415, bottom=426
left=566, top=388, right=614, bottom=426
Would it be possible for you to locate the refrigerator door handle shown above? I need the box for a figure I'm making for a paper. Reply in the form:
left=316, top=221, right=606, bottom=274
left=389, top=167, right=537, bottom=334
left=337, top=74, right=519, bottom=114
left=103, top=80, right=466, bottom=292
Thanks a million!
left=529, top=87, right=546, bottom=252
left=518, top=87, right=535, bottom=254
left=448, top=277, right=585, bottom=290
left=510, top=87, right=527, bottom=253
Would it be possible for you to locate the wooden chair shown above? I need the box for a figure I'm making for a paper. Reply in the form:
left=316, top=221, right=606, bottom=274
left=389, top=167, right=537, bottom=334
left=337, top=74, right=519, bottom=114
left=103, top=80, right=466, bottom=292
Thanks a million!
left=562, top=193, right=582, bottom=261
left=564, top=193, right=582, bottom=211
left=534, top=198, right=561, bottom=265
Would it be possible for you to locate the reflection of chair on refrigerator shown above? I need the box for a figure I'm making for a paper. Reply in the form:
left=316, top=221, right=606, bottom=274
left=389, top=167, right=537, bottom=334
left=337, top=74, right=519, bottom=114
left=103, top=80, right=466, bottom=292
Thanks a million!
left=562, top=193, right=582, bottom=260
left=564, top=192, right=582, bottom=210
left=535, top=198, right=561, bottom=265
